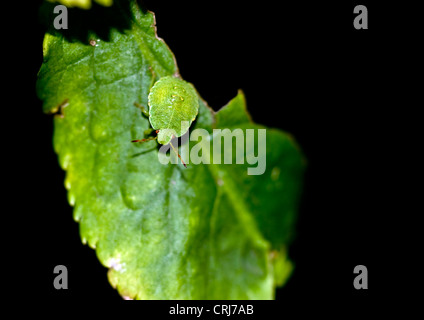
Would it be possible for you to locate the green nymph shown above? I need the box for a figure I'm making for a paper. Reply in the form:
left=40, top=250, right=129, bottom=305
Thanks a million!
left=132, top=76, right=199, bottom=167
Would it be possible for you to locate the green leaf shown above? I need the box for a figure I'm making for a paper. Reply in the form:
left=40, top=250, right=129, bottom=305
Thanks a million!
left=47, top=0, right=113, bottom=10
left=37, top=0, right=305, bottom=299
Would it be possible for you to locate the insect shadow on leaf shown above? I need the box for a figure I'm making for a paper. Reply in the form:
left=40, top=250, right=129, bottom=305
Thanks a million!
left=130, top=146, right=158, bottom=158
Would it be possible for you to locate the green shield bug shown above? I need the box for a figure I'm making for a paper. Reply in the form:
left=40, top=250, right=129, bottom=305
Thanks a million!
left=132, top=76, right=199, bottom=167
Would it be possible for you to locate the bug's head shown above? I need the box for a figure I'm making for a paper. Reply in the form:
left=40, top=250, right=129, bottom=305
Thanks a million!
left=156, top=129, right=175, bottom=145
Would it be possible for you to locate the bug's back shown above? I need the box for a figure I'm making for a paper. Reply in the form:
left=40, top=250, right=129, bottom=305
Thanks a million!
left=148, top=76, right=199, bottom=144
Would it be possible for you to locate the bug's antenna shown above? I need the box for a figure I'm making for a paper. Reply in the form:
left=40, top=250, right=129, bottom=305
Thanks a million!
left=131, top=136, right=157, bottom=143
left=169, top=141, right=187, bottom=168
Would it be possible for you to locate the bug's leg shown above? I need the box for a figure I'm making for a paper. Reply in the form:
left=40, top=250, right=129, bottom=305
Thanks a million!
left=134, top=68, right=156, bottom=119
left=169, top=140, right=187, bottom=168
left=148, top=66, right=157, bottom=90
left=131, top=136, right=157, bottom=143
left=134, top=102, right=150, bottom=118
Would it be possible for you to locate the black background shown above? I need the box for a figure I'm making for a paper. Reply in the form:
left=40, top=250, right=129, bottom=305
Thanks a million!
left=10, top=0, right=408, bottom=309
